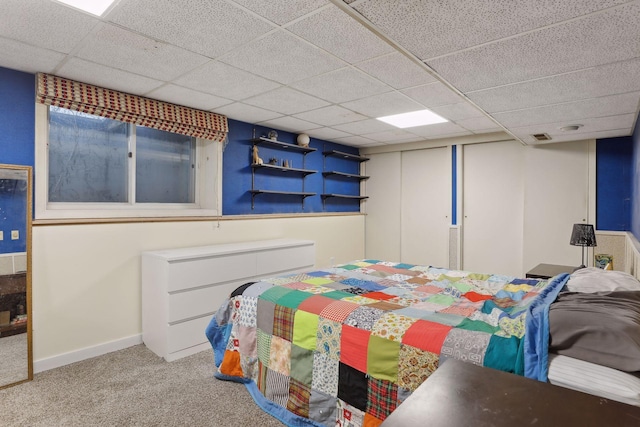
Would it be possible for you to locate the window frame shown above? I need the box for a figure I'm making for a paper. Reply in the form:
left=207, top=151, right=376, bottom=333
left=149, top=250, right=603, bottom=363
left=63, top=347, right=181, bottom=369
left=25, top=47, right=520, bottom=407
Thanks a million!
left=35, top=103, right=222, bottom=220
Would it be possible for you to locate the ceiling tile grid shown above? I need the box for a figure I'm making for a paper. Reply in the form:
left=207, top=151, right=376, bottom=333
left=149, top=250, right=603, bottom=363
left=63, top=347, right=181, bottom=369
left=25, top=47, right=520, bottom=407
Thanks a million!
left=0, top=0, right=638, bottom=146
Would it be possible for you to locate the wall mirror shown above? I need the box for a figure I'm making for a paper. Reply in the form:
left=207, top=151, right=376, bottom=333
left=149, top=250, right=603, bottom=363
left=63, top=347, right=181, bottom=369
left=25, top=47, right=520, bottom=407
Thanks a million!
left=0, top=164, right=32, bottom=389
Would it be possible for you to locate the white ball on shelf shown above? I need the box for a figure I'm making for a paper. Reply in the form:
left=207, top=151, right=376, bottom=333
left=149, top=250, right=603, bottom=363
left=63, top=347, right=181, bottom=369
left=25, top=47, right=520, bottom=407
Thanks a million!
left=297, top=133, right=310, bottom=147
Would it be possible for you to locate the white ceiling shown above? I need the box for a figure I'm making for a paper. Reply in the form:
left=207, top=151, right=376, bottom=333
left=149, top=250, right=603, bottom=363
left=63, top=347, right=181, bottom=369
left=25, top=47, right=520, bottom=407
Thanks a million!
left=1, top=0, right=639, bottom=147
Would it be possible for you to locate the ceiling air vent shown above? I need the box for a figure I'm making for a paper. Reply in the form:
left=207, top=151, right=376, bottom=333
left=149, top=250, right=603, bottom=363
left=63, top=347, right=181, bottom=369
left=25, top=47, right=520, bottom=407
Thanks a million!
left=532, top=133, right=551, bottom=141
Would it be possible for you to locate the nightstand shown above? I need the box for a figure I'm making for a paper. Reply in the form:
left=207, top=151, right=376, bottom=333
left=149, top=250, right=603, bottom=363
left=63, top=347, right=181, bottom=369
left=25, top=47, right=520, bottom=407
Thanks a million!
left=525, top=263, right=576, bottom=279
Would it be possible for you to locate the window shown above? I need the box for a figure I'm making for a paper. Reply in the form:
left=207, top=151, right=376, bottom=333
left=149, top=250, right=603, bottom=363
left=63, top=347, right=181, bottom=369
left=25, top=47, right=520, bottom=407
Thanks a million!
left=35, top=105, right=220, bottom=219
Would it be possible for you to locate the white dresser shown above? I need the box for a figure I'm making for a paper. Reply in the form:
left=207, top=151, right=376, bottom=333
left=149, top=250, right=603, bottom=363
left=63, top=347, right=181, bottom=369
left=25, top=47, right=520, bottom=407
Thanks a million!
left=141, top=238, right=315, bottom=361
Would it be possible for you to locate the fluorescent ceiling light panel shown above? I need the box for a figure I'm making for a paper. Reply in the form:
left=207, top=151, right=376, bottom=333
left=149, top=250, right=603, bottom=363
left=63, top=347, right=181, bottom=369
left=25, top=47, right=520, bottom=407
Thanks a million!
left=377, top=109, right=448, bottom=128
left=55, top=0, right=116, bottom=16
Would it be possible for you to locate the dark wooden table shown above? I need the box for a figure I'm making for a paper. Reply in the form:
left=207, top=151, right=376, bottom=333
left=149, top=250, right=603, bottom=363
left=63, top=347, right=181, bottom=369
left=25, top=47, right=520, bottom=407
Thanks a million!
left=525, top=263, right=576, bottom=279
left=381, top=358, right=640, bottom=427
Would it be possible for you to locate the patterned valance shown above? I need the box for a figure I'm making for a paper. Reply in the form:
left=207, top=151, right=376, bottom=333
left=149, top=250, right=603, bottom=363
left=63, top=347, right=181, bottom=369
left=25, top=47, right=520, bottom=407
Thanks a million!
left=36, top=73, right=228, bottom=142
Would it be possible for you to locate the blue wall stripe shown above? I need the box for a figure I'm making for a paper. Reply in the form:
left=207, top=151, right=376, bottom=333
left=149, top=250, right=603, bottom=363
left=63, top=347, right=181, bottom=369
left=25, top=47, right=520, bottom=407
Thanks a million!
left=451, top=145, right=457, bottom=226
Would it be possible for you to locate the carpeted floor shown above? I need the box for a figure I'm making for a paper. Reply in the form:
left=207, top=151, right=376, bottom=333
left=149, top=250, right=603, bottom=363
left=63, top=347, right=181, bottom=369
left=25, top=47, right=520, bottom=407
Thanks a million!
left=0, top=333, right=28, bottom=385
left=0, top=344, right=285, bottom=426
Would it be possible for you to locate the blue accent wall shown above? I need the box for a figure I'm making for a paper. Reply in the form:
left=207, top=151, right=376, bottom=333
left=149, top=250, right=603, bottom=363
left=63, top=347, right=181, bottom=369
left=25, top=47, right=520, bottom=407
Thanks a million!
left=0, top=67, right=34, bottom=253
left=0, top=67, right=35, bottom=167
left=596, top=136, right=632, bottom=231
left=631, top=117, right=640, bottom=239
left=451, top=145, right=457, bottom=226
left=222, top=119, right=362, bottom=215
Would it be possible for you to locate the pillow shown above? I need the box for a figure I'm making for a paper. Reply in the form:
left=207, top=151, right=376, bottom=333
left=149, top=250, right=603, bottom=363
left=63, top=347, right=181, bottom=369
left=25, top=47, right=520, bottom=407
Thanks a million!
left=549, top=290, right=640, bottom=372
left=566, top=267, right=640, bottom=293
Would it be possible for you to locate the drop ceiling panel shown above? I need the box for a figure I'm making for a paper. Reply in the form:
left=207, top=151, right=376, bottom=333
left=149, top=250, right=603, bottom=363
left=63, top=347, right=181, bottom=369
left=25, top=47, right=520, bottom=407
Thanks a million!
left=467, top=58, right=640, bottom=113
left=333, top=118, right=395, bottom=135
left=512, top=113, right=636, bottom=143
left=0, top=0, right=98, bottom=54
left=364, top=129, right=424, bottom=143
left=430, top=102, right=485, bottom=121
left=74, top=24, right=210, bottom=81
left=342, top=92, right=425, bottom=117
left=492, top=92, right=640, bottom=128
left=0, top=37, right=66, bottom=73
left=219, top=30, right=345, bottom=84
left=214, top=102, right=282, bottom=124
left=351, top=0, right=630, bottom=60
left=232, top=0, right=329, bottom=25
left=290, top=67, right=391, bottom=103
left=57, top=58, right=164, bottom=95
left=146, top=84, right=232, bottom=111
left=243, top=87, right=330, bottom=115
left=401, top=82, right=465, bottom=108
left=173, top=60, right=281, bottom=101
left=456, top=116, right=502, bottom=132
left=257, top=116, right=321, bottom=133
left=333, top=135, right=378, bottom=147
left=306, top=127, right=352, bottom=140
left=293, top=105, right=367, bottom=126
left=408, top=122, right=471, bottom=138
left=107, top=0, right=275, bottom=58
left=426, top=2, right=640, bottom=92
left=355, top=52, right=437, bottom=89
left=287, top=5, right=394, bottom=64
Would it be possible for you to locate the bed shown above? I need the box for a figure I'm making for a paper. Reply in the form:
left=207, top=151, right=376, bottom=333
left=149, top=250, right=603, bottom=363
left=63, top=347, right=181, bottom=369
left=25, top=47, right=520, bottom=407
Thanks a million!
left=205, top=261, right=640, bottom=426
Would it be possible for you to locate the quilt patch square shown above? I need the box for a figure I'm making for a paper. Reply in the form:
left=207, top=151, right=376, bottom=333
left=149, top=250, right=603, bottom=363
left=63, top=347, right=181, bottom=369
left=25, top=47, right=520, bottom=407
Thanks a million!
left=320, top=300, right=359, bottom=322
left=265, top=367, right=290, bottom=408
left=370, top=312, right=415, bottom=342
left=259, top=286, right=295, bottom=303
left=440, top=328, right=491, bottom=366
left=256, top=299, right=275, bottom=335
left=336, top=399, right=365, bottom=427
left=287, top=377, right=311, bottom=418
left=277, top=290, right=313, bottom=309
left=397, top=344, right=439, bottom=391
left=338, top=363, right=368, bottom=411
left=367, top=335, right=400, bottom=382
left=297, top=294, right=335, bottom=315
left=367, top=377, right=398, bottom=420
left=312, top=351, right=339, bottom=396
left=241, top=281, right=274, bottom=298
left=293, top=310, right=319, bottom=351
left=361, top=292, right=396, bottom=301
left=290, top=344, right=313, bottom=386
left=340, top=325, right=371, bottom=372
left=269, top=336, right=291, bottom=376
left=256, top=328, right=272, bottom=367
left=237, top=295, right=257, bottom=327
left=237, top=325, right=257, bottom=358
left=272, top=304, right=294, bottom=342
left=401, top=319, right=452, bottom=353
left=309, top=389, right=337, bottom=427
left=344, top=306, right=385, bottom=331
left=316, top=317, right=342, bottom=360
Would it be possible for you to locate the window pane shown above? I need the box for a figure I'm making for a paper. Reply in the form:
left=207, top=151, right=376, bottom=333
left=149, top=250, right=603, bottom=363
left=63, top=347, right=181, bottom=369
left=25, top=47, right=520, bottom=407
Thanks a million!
left=135, top=127, right=195, bottom=203
left=48, top=106, right=128, bottom=202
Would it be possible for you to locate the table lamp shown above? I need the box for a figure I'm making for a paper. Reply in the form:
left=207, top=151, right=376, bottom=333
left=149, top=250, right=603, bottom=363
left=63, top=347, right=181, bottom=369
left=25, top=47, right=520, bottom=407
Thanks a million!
left=570, top=223, right=597, bottom=268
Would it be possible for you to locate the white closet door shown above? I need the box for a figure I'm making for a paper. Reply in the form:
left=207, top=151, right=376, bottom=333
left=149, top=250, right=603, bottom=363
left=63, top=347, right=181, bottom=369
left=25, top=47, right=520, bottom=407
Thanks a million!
left=365, top=152, right=401, bottom=261
left=462, top=141, right=524, bottom=277
left=523, top=141, right=590, bottom=271
left=400, top=147, right=449, bottom=267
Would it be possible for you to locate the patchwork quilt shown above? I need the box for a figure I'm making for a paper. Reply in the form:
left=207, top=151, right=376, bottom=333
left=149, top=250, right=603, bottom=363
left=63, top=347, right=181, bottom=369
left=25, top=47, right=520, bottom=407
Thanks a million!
left=206, top=260, right=569, bottom=427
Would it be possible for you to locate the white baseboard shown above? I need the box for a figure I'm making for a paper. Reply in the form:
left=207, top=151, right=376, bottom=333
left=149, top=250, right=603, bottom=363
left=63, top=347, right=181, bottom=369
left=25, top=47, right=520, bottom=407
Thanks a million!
left=34, top=334, right=142, bottom=373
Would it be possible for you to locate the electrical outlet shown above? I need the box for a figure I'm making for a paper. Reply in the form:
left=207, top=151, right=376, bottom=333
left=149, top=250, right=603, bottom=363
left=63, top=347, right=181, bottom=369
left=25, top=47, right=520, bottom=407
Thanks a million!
left=11, top=230, right=19, bottom=240
left=0, top=231, right=3, bottom=241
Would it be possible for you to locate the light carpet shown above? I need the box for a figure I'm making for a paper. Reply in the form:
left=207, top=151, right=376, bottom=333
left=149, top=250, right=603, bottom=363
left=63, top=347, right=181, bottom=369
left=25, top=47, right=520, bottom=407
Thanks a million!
left=0, top=344, right=285, bottom=426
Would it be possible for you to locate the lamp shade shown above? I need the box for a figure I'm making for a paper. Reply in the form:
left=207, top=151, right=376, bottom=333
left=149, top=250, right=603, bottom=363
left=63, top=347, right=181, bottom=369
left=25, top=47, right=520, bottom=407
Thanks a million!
left=570, top=224, right=597, bottom=247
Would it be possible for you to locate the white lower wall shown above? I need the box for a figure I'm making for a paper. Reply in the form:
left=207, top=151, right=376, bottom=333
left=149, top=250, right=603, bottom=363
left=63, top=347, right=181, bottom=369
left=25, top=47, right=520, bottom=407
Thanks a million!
left=32, top=215, right=364, bottom=367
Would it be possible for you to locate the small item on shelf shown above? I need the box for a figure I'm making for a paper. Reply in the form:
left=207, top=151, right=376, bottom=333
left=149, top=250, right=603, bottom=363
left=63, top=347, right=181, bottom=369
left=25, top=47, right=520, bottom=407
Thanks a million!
left=297, top=133, right=310, bottom=147
left=252, top=146, right=263, bottom=165
left=283, top=159, right=289, bottom=168
left=268, top=157, right=278, bottom=165
left=0, top=311, right=9, bottom=326
left=268, top=130, right=278, bottom=140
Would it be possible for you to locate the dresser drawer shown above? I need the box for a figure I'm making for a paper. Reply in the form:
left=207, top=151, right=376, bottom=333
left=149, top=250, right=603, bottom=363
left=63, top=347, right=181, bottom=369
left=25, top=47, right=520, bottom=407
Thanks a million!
left=257, top=244, right=315, bottom=275
left=167, top=252, right=257, bottom=292
left=166, top=315, right=211, bottom=354
left=168, top=279, right=249, bottom=323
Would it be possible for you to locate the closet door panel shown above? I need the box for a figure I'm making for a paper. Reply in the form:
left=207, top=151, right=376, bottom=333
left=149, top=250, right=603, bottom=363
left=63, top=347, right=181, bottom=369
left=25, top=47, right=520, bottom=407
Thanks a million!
left=365, top=152, right=401, bottom=261
left=463, top=141, right=524, bottom=276
left=401, top=147, right=449, bottom=266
